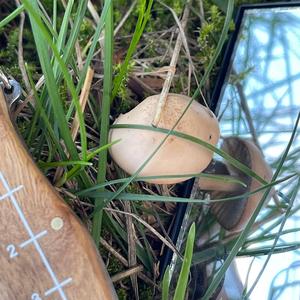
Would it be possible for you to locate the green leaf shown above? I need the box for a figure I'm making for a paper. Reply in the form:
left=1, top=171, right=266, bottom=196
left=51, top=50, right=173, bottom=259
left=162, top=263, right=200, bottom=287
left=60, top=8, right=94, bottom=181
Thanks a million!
left=39, top=160, right=92, bottom=168
left=162, top=266, right=171, bottom=300
left=91, top=0, right=114, bottom=246
left=112, top=0, right=153, bottom=100
left=111, top=124, right=267, bottom=185
left=174, top=223, right=195, bottom=300
left=0, top=5, right=24, bottom=29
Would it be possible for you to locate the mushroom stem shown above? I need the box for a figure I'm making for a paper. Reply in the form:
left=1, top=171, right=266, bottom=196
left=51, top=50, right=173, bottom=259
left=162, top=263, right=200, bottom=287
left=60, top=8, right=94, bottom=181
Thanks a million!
left=198, top=160, right=244, bottom=192
left=198, top=176, right=242, bottom=193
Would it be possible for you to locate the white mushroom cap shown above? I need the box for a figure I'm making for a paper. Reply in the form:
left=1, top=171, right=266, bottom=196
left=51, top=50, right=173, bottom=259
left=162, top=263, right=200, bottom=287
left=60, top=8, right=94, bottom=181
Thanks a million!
left=109, top=93, right=220, bottom=184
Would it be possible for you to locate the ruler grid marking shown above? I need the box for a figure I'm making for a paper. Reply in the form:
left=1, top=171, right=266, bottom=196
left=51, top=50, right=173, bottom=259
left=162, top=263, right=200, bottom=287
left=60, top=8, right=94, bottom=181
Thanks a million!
left=0, top=185, right=23, bottom=201
left=19, top=230, right=48, bottom=249
left=0, top=172, right=72, bottom=300
left=44, top=278, right=73, bottom=297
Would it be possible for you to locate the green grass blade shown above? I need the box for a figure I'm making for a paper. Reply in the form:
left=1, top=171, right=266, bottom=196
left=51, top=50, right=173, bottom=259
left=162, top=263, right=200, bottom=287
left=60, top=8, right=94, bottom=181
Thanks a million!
left=77, top=172, right=247, bottom=195
left=174, top=223, right=195, bottom=300
left=111, top=124, right=268, bottom=184
left=162, top=266, right=171, bottom=300
left=39, top=161, right=92, bottom=168
left=112, top=0, right=153, bottom=100
left=53, top=0, right=57, bottom=32
left=56, top=141, right=118, bottom=187
left=62, top=0, right=88, bottom=69
left=0, top=5, right=24, bottom=29
left=103, top=212, right=152, bottom=271
left=80, top=176, right=285, bottom=204
left=23, top=0, right=88, bottom=160
left=91, top=0, right=114, bottom=245
left=53, top=0, right=75, bottom=74
left=36, top=2, right=58, bottom=39
left=76, top=0, right=111, bottom=91
left=25, top=63, right=66, bottom=160
left=66, top=0, right=111, bottom=121
left=23, top=0, right=79, bottom=158
left=245, top=227, right=300, bottom=246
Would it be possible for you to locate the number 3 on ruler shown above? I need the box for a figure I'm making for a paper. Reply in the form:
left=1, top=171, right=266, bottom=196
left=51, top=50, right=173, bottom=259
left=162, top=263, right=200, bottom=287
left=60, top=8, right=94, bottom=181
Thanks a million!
left=6, top=244, right=19, bottom=258
left=31, top=293, right=41, bottom=300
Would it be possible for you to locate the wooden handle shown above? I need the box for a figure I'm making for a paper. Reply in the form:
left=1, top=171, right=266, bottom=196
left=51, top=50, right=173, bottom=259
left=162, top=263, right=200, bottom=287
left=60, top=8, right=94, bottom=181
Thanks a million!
left=0, top=90, right=117, bottom=300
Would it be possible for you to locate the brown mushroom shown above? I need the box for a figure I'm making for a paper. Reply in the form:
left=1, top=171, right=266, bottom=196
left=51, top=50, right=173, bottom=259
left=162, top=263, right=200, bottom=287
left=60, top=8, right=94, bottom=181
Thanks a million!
left=199, top=136, right=273, bottom=231
left=109, top=93, right=220, bottom=184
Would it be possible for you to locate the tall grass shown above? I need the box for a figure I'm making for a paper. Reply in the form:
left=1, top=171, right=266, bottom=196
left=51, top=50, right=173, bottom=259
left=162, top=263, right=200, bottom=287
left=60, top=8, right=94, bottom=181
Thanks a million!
left=91, top=0, right=113, bottom=246
left=1, top=0, right=299, bottom=298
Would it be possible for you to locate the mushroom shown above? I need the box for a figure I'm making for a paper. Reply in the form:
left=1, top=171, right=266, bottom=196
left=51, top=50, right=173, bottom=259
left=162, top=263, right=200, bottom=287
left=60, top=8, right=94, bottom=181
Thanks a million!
left=109, top=93, right=220, bottom=184
left=198, top=136, right=273, bottom=232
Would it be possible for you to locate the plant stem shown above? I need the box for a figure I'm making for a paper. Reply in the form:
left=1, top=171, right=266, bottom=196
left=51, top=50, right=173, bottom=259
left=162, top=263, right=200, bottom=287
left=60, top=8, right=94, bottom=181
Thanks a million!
left=91, top=0, right=113, bottom=246
left=152, top=1, right=191, bottom=127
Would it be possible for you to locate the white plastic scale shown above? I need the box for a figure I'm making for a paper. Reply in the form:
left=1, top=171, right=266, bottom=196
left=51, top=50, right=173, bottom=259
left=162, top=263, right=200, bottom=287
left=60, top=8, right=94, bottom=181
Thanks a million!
left=0, top=75, right=117, bottom=299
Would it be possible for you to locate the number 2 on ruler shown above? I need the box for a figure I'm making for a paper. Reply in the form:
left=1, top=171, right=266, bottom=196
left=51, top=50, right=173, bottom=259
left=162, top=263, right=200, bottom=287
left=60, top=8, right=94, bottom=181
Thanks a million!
left=6, top=244, right=19, bottom=258
left=31, top=293, right=41, bottom=300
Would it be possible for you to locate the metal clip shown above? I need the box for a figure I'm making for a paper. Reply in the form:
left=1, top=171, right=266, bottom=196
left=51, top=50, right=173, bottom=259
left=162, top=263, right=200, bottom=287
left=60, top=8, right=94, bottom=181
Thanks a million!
left=0, top=68, right=21, bottom=109
left=0, top=79, right=22, bottom=109
left=0, top=69, right=12, bottom=90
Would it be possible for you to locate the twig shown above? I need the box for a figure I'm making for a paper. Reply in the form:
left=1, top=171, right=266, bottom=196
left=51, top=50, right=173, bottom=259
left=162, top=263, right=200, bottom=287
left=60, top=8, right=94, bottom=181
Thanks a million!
left=152, top=1, right=191, bottom=126
left=100, top=237, right=129, bottom=267
left=111, top=265, right=143, bottom=283
left=89, top=0, right=137, bottom=61
left=114, top=0, right=137, bottom=37
left=71, top=67, right=94, bottom=140
left=198, top=0, right=206, bottom=24
left=87, top=0, right=104, bottom=57
left=15, top=0, right=31, bottom=92
left=99, top=237, right=160, bottom=290
left=75, top=43, right=84, bottom=71
left=124, top=201, right=139, bottom=299
left=87, top=0, right=100, bottom=23
left=104, top=207, right=180, bottom=256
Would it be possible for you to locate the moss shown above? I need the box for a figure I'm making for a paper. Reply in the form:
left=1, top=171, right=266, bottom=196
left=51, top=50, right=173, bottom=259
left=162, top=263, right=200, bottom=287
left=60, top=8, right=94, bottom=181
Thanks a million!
left=0, top=23, right=39, bottom=86
left=150, top=0, right=185, bottom=30
left=139, top=284, right=154, bottom=299
left=99, top=231, right=126, bottom=275
left=113, top=60, right=136, bottom=113
left=117, top=288, right=128, bottom=300
left=106, top=253, right=126, bottom=274
left=78, top=18, right=94, bottom=49
left=197, top=5, right=234, bottom=69
left=126, top=182, right=141, bottom=194
left=0, top=27, right=19, bottom=79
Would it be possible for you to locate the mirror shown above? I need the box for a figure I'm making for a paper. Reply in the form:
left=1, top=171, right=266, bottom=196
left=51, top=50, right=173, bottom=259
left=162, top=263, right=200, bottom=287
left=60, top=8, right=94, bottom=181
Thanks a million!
left=216, top=4, right=300, bottom=299
left=167, top=4, right=300, bottom=299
